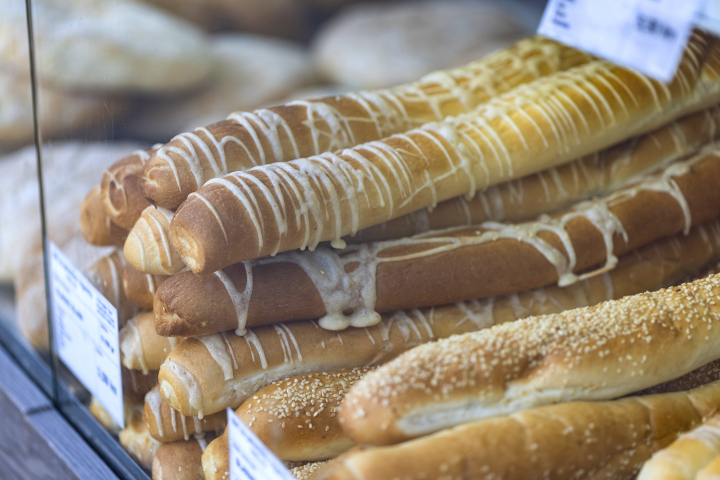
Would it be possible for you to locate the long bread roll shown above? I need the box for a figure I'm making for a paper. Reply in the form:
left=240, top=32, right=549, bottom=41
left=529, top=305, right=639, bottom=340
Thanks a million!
left=80, top=185, right=128, bottom=246
left=351, top=105, right=720, bottom=243
left=637, top=414, right=720, bottom=480
left=85, top=250, right=135, bottom=327
left=156, top=145, right=720, bottom=336
left=122, top=260, right=168, bottom=310
left=100, top=148, right=157, bottom=231
left=141, top=36, right=592, bottom=210
left=169, top=33, right=718, bottom=273
left=151, top=434, right=215, bottom=480
left=144, top=386, right=226, bottom=443
left=338, top=266, right=720, bottom=446
left=126, top=104, right=720, bottom=276
left=120, top=312, right=183, bottom=374
left=316, top=380, right=720, bottom=480
left=119, top=404, right=161, bottom=470
left=157, top=218, right=720, bottom=417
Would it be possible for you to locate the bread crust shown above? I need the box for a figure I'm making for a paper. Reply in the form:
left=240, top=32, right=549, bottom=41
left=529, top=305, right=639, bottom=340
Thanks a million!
left=151, top=434, right=215, bottom=480
left=122, top=260, right=168, bottom=310
left=101, top=149, right=155, bottom=230
left=142, top=36, right=593, bottom=209
left=124, top=206, right=184, bottom=276
left=157, top=146, right=720, bottom=336
left=79, top=185, right=128, bottom=246
left=120, top=312, right=183, bottom=374
left=170, top=34, right=717, bottom=273
left=144, top=386, right=226, bottom=443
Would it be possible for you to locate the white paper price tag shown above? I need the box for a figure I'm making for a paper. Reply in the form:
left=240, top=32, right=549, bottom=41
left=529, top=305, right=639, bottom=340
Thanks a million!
left=698, top=0, right=720, bottom=36
left=49, top=241, right=124, bottom=426
left=227, top=409, right=295, bottom=480
left=538, top=0, right=704, bottom=82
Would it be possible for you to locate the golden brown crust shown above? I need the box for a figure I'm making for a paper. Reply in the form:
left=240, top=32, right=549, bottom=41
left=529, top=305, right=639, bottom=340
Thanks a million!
left=122, top=260, right=168, bottom=310
left=124, top=206, right=184, bottom=275
left=316, top=381, right=720, bottom=480
left=144, top=386, right=226, bottom=443
left=151, top=434, right=215, bottom=480
left=157, top=147, right=720, bottom=336
left=201, top=433, right=229, bottom=480
left=85, top=250, right=136, bottom=327
left=237, top=368, right=370, bottom=462
left=142, top=36, right=593, bottom=209
left=101, top=149, right=155, bottom=230
left=120, top=312, right=184, bottom=374
left=79, top=185, right=128, bottom=246
left=119, top=404, right=161, bottom=470
left=339, top=270, right=720, bottom=446
left=122, top=367, right=158, bottom=400
left=169, top=35, right=716, bottom=273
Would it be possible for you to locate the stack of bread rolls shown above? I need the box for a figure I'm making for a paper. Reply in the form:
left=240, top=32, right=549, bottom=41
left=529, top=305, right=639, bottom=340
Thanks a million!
left=73, top=31, right=720, bottom=478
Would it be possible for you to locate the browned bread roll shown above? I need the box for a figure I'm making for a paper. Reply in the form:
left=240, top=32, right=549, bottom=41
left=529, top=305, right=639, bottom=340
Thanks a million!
left=144, top=386, right=226, bottom=443
left=638, top=414, right=720, bottom=480
left=169, top=34, right=718, bottom=274
left=157, top=217, right=720, bottom=418
left=123, top=367, right=158, bottom=400
left=101, top=149, right=156, bottom=231
left=120, top=312, right=183, bottom=374
left=125, top=206, right=185, bottom=276
left=156, top=145, right=720, bottom=336
left=151, top=433, right=215, bottom=480
left=698, top=456, right=720, bottom=479
left=315, top=380, right=720, bottom=480
left=122, top=258, right=168, bottom=310
left=338, top=268, right=720, bottom=446
left=119, top=403, right=161, bottom=470
left=141, top=36, right=592, bottom=210
left=350, top=105, right=720, bottom=243
left=79, top=185, right=128, bottom=246
left=85, top=250, right=136, bottom=327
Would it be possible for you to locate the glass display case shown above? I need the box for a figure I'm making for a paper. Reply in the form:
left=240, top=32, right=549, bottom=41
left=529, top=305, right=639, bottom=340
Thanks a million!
left=6, top=1, right=720, bottom=479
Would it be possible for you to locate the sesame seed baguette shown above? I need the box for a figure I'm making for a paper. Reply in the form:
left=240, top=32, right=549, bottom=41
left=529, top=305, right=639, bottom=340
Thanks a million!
left=292, top=462, right=327, bottom=480
left=156, top=218, right=720, bottom=418
left=151, top=433, right=216, bottom=480
left=85, top=250, right=136, bottom=327
left=338, top=271, right=720, bottom=447
left=156, top=144, right=720, bottom=337
left=141, top=36, right=592, bottom=211
left=79, top=185, right=128, bottom=246
left=100, top=148, right=157, bottom=231
left=120, top=312, right=184, bottom=374
left=350, top=105, right=720, bottom=243
left=124, top=206, right=184, bottom=276
left=122, top=260, right=168, bottom=310
left=144, top=386, right=227, bottom=443
left=169, top=33, right=717, bottom=274
left=235, top=368, right=372, bottom=462
left=315, top=380, right=720, bottom=480
left=638, top=414, right=720, bottom=480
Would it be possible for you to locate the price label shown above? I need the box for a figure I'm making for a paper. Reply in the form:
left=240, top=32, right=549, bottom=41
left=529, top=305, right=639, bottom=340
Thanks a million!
left=227, top=409, right=295, bottom=480
left=538, top=0, right=704, bottom=82
left=48, top=242, right=123, bottom=426
left=698, top=0, right=720, bottom=36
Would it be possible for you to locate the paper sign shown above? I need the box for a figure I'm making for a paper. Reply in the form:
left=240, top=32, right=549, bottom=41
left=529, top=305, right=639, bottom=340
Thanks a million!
left=48, top=241, right=123, bottom=426
left=698, top=0, right=720, bottom=36
left=227, top=408, right=295, bottom=480
left=538, top=0, right=704, bottom=82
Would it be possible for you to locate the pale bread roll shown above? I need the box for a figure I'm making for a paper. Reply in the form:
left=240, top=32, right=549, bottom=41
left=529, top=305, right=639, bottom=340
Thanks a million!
left=144, top=386, right=226, bottom=443
left=120, top=312, right=183, bottom=374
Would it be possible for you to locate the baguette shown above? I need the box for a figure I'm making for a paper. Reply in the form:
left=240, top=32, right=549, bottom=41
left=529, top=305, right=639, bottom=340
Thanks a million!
left=638, top=414, right=720, bottom=480
left=169, top=33, right=718, bottom=273
left=157, top=218, right=720, bottom=417
left=79, top=185, right=128, bottom=246
left=122, top=260, right=168, bottom=310
left=144, top=386, right=226, bottom=443
left=141, top=36, right=593, bottom=210
left=85, top=250, right=135, bottom=327
left=101, top=148, right=156, bottom=230
left=125, top=104, right=720, bottom=276
left=156, top=145, right=720, bottom=336
left=315, top=380, right=720, bottom=480
left=350, top=105, right=720, bottom=243
left=124, top=206, right=185, bottom=276
left=338, top=269, right=720, bottom=446
left=120, top=312, right=183, bottom=374
left=151, top=434, right=215, bottom=480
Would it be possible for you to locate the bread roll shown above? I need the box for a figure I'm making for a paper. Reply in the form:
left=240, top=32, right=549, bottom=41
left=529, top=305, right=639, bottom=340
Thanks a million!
left=338, top=268, right=720, bottom=446
left=142, top=35, right=592, bottom=210
left=316, top=380, right=720, bottom=480
left=151, top=433, right=215, bottom=480
left=80, top=185, right=128, bottom=246
left=100, top=149, right=156, bottom=231
left=123, top=367, right=158, bottom=400
left=125, top=206, right=185, bottom=276
left=85, top=250, right=136, bottom=327
left=698, top=456, right=720, bottom=480
left=170, top=33, right=718, bottom=273
left=292, top=461, right=326, bottom=479
left=144, top=386, right=226, bottom=443
left=119, top=403, right=161, bottom=470
left=122, top=260, right=168, bottom=310
left=638, top=414, right=720, bottom=480
left=157, top=217, right=720, bottom=418
left=120, top=312, right=183, bottom=374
